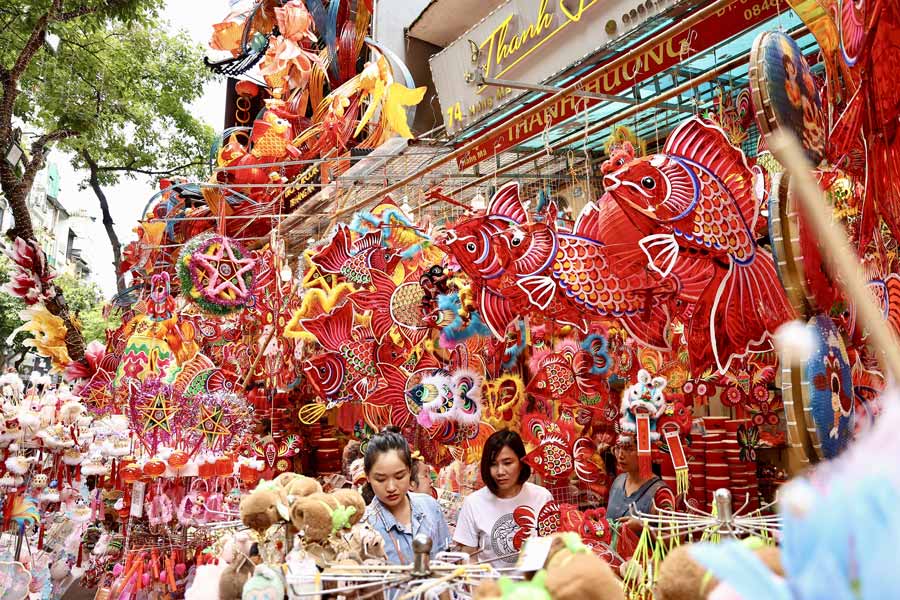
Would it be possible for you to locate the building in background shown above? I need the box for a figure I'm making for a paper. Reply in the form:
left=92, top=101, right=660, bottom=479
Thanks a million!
left=0, top=161, right=97, bottom=283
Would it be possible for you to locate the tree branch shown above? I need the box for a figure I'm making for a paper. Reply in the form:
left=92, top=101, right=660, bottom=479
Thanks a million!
left=96, top=161, right=207, bottom=176
left=82, top=149, right=124, bottom=293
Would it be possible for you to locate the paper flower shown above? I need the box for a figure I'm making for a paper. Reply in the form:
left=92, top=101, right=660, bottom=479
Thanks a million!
left=275, top=0, right=316, bottom=43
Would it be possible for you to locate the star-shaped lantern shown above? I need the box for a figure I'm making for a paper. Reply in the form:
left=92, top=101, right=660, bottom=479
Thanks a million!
left=136, top=388, right=179, bottom=435
left=192, top=403, right=230, bottom=450
left=179, top=233, right=256, bottom=315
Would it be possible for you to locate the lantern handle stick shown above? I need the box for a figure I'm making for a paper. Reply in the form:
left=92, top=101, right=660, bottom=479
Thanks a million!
left=241, top=324, right=279, bottom=390
left=768, top=131, right=900, bottom=380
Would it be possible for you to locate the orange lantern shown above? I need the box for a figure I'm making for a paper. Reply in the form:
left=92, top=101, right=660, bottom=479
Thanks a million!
left=120, top=463, right=143, bottom=485
left=235, top=80, right=259, bottom=98
left=167, top=450, right=190, bottom=470
left=143, top=459, right=166, bottom=479
left=198, top=461, right=216, bottom=479
left=239, top=463, right=261, bottom=485
left=215, top=456, right=234, bottom=477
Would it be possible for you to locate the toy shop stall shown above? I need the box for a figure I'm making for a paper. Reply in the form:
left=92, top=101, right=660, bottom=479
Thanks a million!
left=0, top=0, right=899, bottom=598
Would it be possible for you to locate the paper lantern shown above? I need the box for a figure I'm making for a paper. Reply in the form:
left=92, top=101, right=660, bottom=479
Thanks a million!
left=215, top=455, right=234, bottom=477
left=120, top=463, right=143, bottom=485
left=167, top=450, right=190, bottom=470
left=239, top=463, right=262, bottom=485
left=143, top=459, right=166, bottom=479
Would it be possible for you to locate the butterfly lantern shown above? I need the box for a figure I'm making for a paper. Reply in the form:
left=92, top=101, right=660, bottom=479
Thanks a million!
left=619, top=369, right=667, bottom=480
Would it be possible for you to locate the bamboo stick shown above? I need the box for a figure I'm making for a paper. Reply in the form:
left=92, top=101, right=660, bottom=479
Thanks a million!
left=767, top=131, right=900, bottom=380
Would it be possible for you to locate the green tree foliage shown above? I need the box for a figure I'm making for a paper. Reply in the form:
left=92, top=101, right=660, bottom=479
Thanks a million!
left=1, top=0, right=214, bottom=358
left=9, top=5, right=216, bottom=292
left=55, top=272, right=119, bottom=343
left=0, top=255, right=28, bottom=365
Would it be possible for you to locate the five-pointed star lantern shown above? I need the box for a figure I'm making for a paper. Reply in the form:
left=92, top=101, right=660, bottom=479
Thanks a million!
left=192, top=237, right=256, bottom=302
left=136, top=389, right=179, bottom=435
left=192, top=403, right=231, bottom=450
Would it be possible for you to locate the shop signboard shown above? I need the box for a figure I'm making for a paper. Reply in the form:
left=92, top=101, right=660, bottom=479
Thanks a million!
left=430, top=0, right=683, bottom=137
left=452, top=0, right=784, bottom=170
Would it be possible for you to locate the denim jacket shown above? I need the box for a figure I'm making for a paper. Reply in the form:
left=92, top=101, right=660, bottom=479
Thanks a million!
left=364, top=492, right=451, bottom=565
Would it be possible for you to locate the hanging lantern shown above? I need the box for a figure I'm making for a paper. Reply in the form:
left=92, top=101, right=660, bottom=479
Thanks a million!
left=143, top=459, right=166, bottom=479
left=120, top=463, right=143, bottom=485
left=239, top=462, right=262, bottom=485
left=167, top=450, right=190, bottom=470
left=215, top=455, right=234, bottom=477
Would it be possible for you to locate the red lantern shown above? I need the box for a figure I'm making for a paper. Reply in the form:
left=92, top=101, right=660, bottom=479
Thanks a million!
left=198, top=461, right=215, bottom=479
left=143, top=459, right=166, bottom=479
left=120, top=463, right=143, bottom=485
left=239, top=463, right=261, bottom=485
left=167, top=450, right=190, bottom=470
left=215, top=456, right=234, bottom=477
left=235, top=80, right=259, bottom=98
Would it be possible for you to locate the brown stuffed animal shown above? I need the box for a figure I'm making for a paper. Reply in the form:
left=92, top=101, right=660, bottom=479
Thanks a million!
left=334, top=522, right=387, bottom=565
left=282, top=474, right=323, bottom=500
left=654, top=543, right=783, bottom=600
left=239, top=481, right=290, bottom=533
left=290, top=492, right=339, bottom=542
left=331, top=489, right=365, bottom=526
left=654, top=544, right=714, bottom=600
left=218, top=551, right=256, bottom=600
left=542, top=534, right=624, bottom=600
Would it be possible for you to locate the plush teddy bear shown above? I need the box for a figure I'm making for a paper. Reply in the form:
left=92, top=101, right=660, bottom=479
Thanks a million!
left=334, top=522, right=387, bottom=565
left=331, top=488, right=365, bottom=526
left=219, top=553, right=256, bottom=600
left=240, top=481, right=290, bottom=533
left=281, top=474, right=323, bottom=500
left=542, top=533, right=624, bottom=600
left=290, top=492, right=340, bottom=542
left=473, top=533, right=624, bottom=600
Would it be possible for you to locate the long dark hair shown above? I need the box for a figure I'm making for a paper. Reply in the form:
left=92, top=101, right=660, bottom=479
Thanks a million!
left=481, top=429, right=531, bottom=495
left=362, top=427, right=417, bottom=502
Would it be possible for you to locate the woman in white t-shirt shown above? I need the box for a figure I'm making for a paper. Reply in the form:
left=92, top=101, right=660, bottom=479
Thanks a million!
left=453, top=429, right=553, bottom=565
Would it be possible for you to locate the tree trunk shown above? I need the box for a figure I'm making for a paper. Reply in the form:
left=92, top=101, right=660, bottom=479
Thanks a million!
left=82, top=150, right=124, bottom=293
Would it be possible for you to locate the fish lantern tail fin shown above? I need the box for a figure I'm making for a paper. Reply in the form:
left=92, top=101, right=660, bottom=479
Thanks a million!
left=691, top=251, right=794, bottom=374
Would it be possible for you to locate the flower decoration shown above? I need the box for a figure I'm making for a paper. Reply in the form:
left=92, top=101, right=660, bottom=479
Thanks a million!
left=178, top=233, right=257, bottom=315
left=2, top=237, right=55, bottom=305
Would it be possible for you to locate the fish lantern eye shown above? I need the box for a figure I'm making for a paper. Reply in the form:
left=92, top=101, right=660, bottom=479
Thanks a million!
left=510, top=231, right=524, bottom=247
left=641, top=176, right=656, bottom=190
left=465, top=242, right=477, bottom=253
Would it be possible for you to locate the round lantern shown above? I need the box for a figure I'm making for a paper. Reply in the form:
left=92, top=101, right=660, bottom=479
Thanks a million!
left=235, top=80, right=260, bottom=98
left=167, top=450, right=190, bottom=470
left=143, top=459, right=166, bottom=479
left=215, top=455, right=234, bottom=477
left=120, top=463, right=143, bottom=485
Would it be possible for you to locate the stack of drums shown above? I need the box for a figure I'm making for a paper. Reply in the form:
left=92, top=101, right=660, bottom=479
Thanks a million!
left=687, top=437, right=707, bottom=508
left=703, top=417, right=730, bottom=507
left=316, top=436, right=342, bottom=473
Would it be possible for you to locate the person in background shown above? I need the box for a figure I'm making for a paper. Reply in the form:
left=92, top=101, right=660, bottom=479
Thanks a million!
left=454, top=429, right=552, bottom=565
left=362, top=428, right=450, bottom=565
left=606, top=434, right=675, bottom=523
left=409, top=452, right=437, bottom=498
left=605, top=433, right=675, bottom=568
